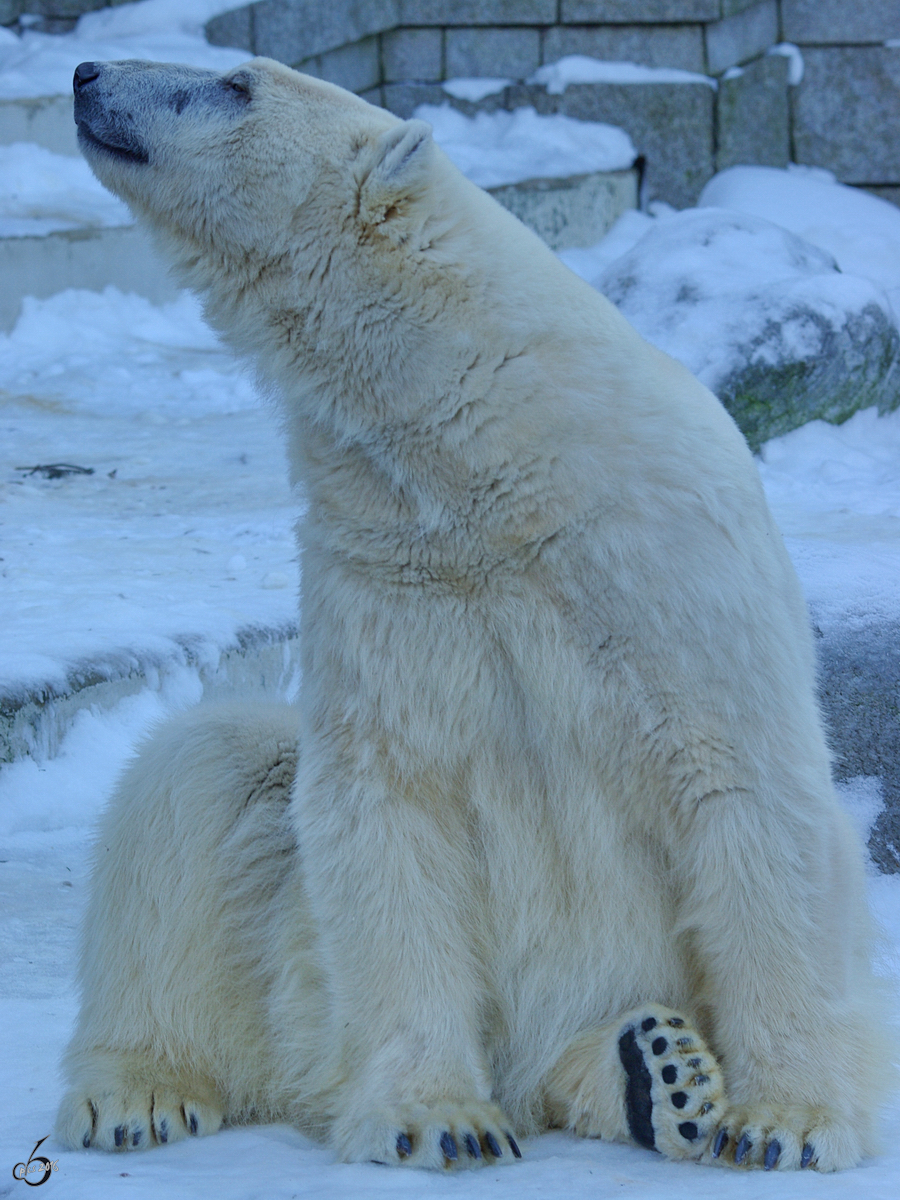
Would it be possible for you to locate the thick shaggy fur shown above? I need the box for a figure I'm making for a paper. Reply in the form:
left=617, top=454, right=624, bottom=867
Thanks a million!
left=59, top=57, right=891, bottom=1172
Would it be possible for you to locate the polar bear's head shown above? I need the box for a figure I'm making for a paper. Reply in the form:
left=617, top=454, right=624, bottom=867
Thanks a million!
left=73, top=57, right=438, bottom=277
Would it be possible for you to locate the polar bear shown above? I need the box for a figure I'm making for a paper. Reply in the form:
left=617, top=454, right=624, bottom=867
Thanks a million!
left=58, top=57, right=890, bottom=1173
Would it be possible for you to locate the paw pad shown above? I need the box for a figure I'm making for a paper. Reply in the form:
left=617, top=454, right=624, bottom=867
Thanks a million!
left=618, top=1007, right=725, bottom=1161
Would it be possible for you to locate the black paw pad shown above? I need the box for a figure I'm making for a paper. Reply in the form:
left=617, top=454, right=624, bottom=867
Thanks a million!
left=651, top=1037, right=668, bottom=1055
left=671, top=1092, right=688, bottom=1109
left=618, top=1028, right=656, bottom=1151
left=678, top=1122, right=699, bottom=1142
left=641, top=1017, right=657, bottom=1032
left=661, top=1065, right=677, bottom=1084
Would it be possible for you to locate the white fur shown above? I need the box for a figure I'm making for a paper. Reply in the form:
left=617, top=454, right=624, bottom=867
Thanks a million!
left=59, top=58, right=893, bottom=1171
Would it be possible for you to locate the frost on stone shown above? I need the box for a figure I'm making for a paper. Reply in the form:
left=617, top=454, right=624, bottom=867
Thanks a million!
left=596, top=208, right=900, bottom=452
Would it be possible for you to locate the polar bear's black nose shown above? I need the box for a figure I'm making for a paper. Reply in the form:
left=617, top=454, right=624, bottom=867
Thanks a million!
left=74, top=62, right=100, bottom=90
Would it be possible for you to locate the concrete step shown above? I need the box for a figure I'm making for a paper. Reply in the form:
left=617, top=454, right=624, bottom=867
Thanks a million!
left=0, top=222, right=180, bottom=331
left=2, top=615, right=896, bottom=874
left=488, top=166, right=637, bottom=252
left=0, top=93, right=77, bottom=156
left=1, top=625, right=301, bottom=766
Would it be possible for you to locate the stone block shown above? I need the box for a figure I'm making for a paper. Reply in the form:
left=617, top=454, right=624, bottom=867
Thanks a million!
left=782, top=0, right=900, bottom=45
left=359, top=86, right=384, bottom=106
left=716, top=53, right=789, bottom=171
left=705, top=0, right=777, bottom=75
left=205, top=5, right=254, bottom=53
left=720, top=0, right=761, bottom=14
left=793, top=47, right=900, bottom=184
left=382, top=27, right=443, bottom=82
left=818, top=621, right=900, bottom=874
left=864, top=185, right=900, bottom=209
left=251, top=0, right=399, bottom=65
left=298, top=35, right=381, bottom=92
left=543, top=24, right=705, bottom=73
left=0, top=1, right=21, bottom=25
left=0, top=94, right=78, bottom=155
left=488, top=167, right=638, bottom=250
left=382, top=81, right=455, bottom=119
left=508, top=79, right=715, bottom=208
left=561, top=1, right=718, bottom=21
left=398, top=0, right=555, bottom=25
left=446, top=27, right=541, bottom=81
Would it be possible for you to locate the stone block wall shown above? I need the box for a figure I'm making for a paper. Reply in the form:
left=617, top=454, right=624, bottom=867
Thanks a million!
left=200, top=0, right=900, bottom=207
left=3, top=1, right=899, bottom=205
left=0, top=0, right=129, bottom=34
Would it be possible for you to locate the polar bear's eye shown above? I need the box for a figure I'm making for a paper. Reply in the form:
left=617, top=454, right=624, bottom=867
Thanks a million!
left=225, top=76, right=252, bottom=101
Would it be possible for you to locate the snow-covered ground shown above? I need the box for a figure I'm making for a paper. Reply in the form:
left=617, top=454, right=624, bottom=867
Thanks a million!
left=1, top=4, right=899, bottom=1196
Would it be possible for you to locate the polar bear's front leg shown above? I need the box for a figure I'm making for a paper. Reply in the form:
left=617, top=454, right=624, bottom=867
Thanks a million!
left=293, top=749, right=519, bottom=1169
left=662, top=784, right=885, bottom=1171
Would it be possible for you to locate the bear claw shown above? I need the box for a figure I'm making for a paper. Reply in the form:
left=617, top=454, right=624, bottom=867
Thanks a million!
left=764, top=1140, right=781, bottom=1170
left=439, top=1131, right=457, bottom=1160
left=801, top=1142, right=815, bottom=1169
left=485, top=1132, right=503, bottom=1157
left=396, top=1133, right=412, bottom=1158
left=734, top=1133, right=752, bottom=1164
left=712, top=1128, right=728, bottom=1158
left=464, top=1133, right=481, bottom=1159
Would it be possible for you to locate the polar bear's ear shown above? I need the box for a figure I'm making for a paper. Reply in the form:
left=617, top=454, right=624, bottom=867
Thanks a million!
left=358, top=119, right=434, bottom=229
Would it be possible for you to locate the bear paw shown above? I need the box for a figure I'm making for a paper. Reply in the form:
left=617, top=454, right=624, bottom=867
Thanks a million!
left=618, top=1006, right=726, bottom=1161
left=703, top=1103, right=863, bottom=1172
left=57, top=1069, right=224, bottom=1151
left=332, top=1100, right=521, bottom=1170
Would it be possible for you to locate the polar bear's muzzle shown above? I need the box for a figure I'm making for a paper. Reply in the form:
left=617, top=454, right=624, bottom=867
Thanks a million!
left=74, top=62, right=150, bottom=165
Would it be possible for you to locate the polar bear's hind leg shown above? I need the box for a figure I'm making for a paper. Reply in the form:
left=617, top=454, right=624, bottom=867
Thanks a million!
left=56, top=704, right=303, bottom=1152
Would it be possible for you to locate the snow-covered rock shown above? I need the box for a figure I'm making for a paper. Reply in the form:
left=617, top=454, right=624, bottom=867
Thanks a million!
left=596, top=207, right=900, bottom=451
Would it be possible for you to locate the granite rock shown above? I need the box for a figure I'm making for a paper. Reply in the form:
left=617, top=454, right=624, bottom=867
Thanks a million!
left=597, top=207, right=900, bottom=451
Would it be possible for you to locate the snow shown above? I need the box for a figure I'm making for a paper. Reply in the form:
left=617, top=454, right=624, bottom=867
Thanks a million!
left=529, top=55, right=717, bottom=94
left=441, top=77, right=511, bottom=102
left=700, top=165, right=900, bottom=321
left=767, top=42, right=805, bottom=86
left=0, top=142, right=132, bottom=236
left=0, top=287, right=297, bottom=698
left=0, top=17, right=898, bottom=1197
left=591, top=204, right=891, bottom=401
left=0, top=0, right=247, bottom=99
left=414, top=104, right=636, bottom=188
